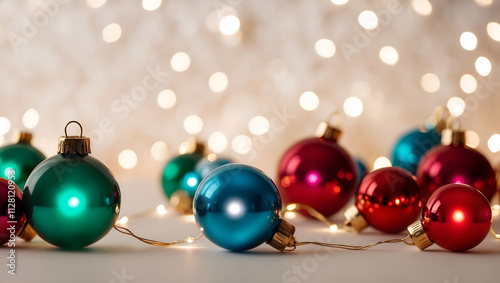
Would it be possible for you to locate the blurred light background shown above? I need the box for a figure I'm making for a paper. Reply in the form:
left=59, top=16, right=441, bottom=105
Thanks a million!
left=0, top=0, right=499, bottom=186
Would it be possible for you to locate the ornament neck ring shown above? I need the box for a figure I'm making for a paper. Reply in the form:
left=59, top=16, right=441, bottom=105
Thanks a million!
left=64, top=121, right=83, bottom=138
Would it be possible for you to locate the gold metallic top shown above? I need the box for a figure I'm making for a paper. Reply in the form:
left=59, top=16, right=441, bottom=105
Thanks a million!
left=184, top=137, right=205, bottom=155
left=441, top=116, right=466, bottom=146
left=17, top=131, right=33, bottom=144
left=343, top=205, right=369, bottom=232
left=18, top=223, right=37, bottom=242
left=407, top=220, right=433, bottom=250
left=57, top=121, right=91, bottom=156
left=268, top=219, right=297, bottom=251
left=170, top=190, right=193, bottom=215
left=315, top=111, right=343, bottom=142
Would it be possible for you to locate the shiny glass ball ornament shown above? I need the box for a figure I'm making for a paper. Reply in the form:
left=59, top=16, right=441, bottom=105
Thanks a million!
left=0, top=177, right=26, bottom=246
left=391, top=128, right=441, bottom=174
left=407, top=184, right=492, bottom=252
left=416, top=128, right=496, bottom=201
left=195, top=155, right=233, bottom=181
left=344, top=167, right=423, bottom=233
left=22, top=121, right=120, bottom=249
left=194, top=164, right=283, bottom=251
left=161, top=140, right=205, bottom=199
left=0, top=132, right=45, bottom=190
left=277, top=118, right=357, bottom=218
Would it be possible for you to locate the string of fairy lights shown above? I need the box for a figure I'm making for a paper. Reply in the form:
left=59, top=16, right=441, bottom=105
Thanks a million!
left=0, top=0, right=499, bottom=177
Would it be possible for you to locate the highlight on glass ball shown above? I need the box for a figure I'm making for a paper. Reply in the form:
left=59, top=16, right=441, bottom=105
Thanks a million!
left=0, top=131, right=45, bottom=190
left=416, top=119, right=496, bottom=201
left=22, top=121, right=121, bottom=249
left=193, top=163, right=296, bottom=252
left=407, top=183, right=492, bottom=252
left=344, top=167, right=423, bottom=234
left=277, top=114, right=358, bottom=218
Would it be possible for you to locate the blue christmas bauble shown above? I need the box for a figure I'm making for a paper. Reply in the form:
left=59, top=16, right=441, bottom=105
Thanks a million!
left=195, top=157, right=232, bottom=180
left=193, top=164, right=282, bottom=252
left=355, top=158, right=367, bottom=185
left=391, top=128, right=441, bottom=174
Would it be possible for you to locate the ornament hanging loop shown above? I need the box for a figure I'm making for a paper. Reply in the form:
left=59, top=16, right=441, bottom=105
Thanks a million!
left=446, top=116, right=462, bottom=132
left=428, top=105, right=450, bottom=131
left=441, top=116, right=465, bottom=146
left=64, top=121, right=84, bottom=138
left=327, top=110, right=343, bottom=128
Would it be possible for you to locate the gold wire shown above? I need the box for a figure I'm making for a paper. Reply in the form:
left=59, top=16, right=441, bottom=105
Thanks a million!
left=490, top=228, right=500, bottom=239
left=286, top=203, right=338, bottom=229
left=114, top=225, right=203, bottom=247
left=292, top=235, right=410, bottom=251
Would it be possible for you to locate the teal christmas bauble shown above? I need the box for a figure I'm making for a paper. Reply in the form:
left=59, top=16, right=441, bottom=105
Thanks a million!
left=162, top=152, right=204, bottom=198
left=194, top=164, right=282, bottom=251
left=391, top=128, right=441, bottom=174
left=22, top=122, right=120, bottom=248
left=0, top=132, right=45, bottom=190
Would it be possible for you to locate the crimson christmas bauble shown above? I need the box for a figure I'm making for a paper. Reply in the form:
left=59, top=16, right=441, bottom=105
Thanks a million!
left=277, top=121, right=357, bottom=218
left=416, top=132, right=496, bottom=201
left=346, top=167, right=422, bottom=233
left=420, top=184, right=491, bottom=252
left=0, top=177, right=26, bottom=246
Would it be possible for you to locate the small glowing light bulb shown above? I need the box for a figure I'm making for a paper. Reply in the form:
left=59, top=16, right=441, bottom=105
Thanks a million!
left=157, top=204, right=167, bottom=215
left=329, top=224, right=338, bottom=232
left=286, top=204, right=297, bottom=211
left=186, top=237, right=194, bottom=244
left=118, top=216, right=129, bottom=225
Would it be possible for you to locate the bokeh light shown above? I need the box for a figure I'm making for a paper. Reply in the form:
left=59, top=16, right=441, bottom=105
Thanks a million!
left=331, top=0, right=349, bottom=4
left=0, top=117, right=11, bottom=135
left=184, top=115, right=203, bottom=135
left=102, top=23, right=122, bottom=43
left=170, top=52, right=191, bottom=72
left=475, top=0, right=494, bottom=7
left=379, top=46, right=399, bottom=65
left=411, top=0, right=433, bottom=16
left=420, top=73, right=440, bottom=93
left=475, top=56, right=491, bottom=76
left=22, top=108, right=39, bottom=129
left=299, top=91, right=319, bottom=111
left=151, top=141, right=169, bottom=162
left=249, top=116, right=270, bottom=135
left=465, top=130, right=480, bottom=148
left=232, top=135, right=252, bottom=154
left=87, top=0, right=106, bottom=8
left=209, top=72, right=228, bottom=92
left=487, top=134, right=500, bottom=153
left=142, top=0, right=162, bottom=11
left=208, top=132, right=228, bottom=153
left=219, top=15, right=240, bottom=35
left=315, top=39, right=336, bottom=58
left=373, top=157, right=391, bottom=170
left=118, top=149, right=137, bottom=169
left=460, top=74, right=477, bottom=94
left=460, top=32, right=477, bottom=50
left=358, top=10, right=378, bottom=30
left=157, top=89, right=177, bottom=109
left=487, top=22, right=500, bottom=41
left=447, top=97, right=466, bottom=116
left=343, top=97, right=363, bottom=117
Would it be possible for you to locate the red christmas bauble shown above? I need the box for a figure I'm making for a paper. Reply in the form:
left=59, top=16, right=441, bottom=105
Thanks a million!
left=355, top=167, right=422, bottom=233
left=421, top=183, right=491, bottom=252
left=1, top=177, right=27, bottom=246
left=417, top=144, right=496, bottom=202
left=277, top=137, right=357, bottom=218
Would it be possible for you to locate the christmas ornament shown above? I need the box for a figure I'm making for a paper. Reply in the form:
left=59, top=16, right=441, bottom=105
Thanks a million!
left=344, top=167, right=422, bottom=233
left=277, top=113, right=357, bottom=218
left=0, top=132, right=45, bottom=190
left=22, top=121, right=121, bottom=248
left=391, top=106, right=448, bottom=174
left=195, top=154, right=233, bottom=181
left=407, top=183, right=492, bottom=252
left=416, top=118, right=496, bottom=201
left=162, top=138, right=205, bottom=214
left=0, top=177, right=36, bottom=245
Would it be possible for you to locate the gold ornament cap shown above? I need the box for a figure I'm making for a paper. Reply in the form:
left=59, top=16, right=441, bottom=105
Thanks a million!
left=18, top=223, right=37, bottom=242
left=344, top=205, right=369, bottom=232
left=315, top=112, right=342, bottom=142
left=407, top=220, right=433, bottom=250
left=267, top=219, right=297, bottom=251
left=427, top=105, right=450, bottom=132
left=16, top=131, right=33, bottom=144
left=170, top=190, right=193, bottom=215
left=441, top=117, right=465, bottom=146
left=182, top=137, right=205, bottom=155
left=57, top=121, right=91, bottom=156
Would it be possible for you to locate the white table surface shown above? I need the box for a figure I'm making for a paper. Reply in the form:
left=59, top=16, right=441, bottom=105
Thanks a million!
left=2, top=178, right=499, bottom=283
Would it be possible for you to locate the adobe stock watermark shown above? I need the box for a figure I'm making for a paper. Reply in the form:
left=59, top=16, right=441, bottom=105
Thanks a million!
left=5, top=169, right=18, bottom=276
left=281, top=233, right=337, bottom=283
left=109, top=267, right=135, bottom=283
left=52, top=64, right=169, bottom=181
left=340, top=0, right=403, bottom=63
left=8, top=0, right=69, bottom=53
left=232, top=106, right=297, bottom=163
left=213, top=0, right=243, bottom=19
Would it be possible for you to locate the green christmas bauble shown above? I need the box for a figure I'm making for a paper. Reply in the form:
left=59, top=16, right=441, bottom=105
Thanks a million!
left=162, top=152, right=203, bottom=198
left=0, top=133, right=45, bottom=190
left=22, top=122, right=120, bottom=249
